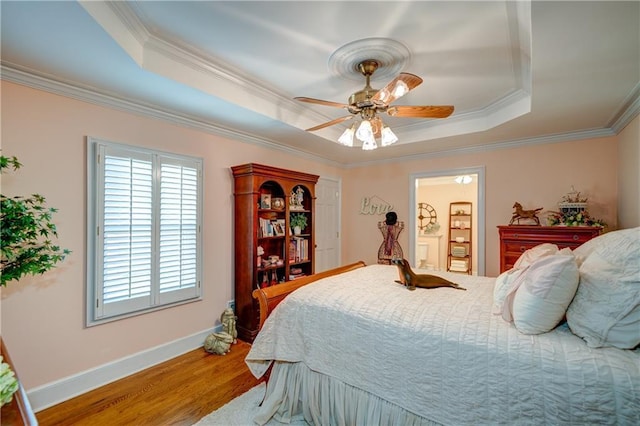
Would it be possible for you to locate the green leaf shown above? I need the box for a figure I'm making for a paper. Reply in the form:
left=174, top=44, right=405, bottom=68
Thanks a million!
left=1, top=155, right=70, bottom=286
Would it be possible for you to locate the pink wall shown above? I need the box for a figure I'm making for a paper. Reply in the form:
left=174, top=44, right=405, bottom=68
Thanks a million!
left=617, top=116, right=640, bottom=228
left=341, top=138, right=619, bottom=276
left=0, top=82, right=341, bottom=390
left=0, top=80, right=631, bottom=398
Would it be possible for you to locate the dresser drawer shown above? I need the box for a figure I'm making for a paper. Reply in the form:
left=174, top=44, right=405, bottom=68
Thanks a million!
left=502, top=242, right=539, bottom=271
left=503, top=241, right=540, bottom=254
left=502, top=254, right=521, bottom=272
left=497, top=225, right=602, bottom=273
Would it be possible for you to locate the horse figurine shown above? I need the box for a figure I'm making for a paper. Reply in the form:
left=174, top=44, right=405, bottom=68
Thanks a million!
left=510, top=202, right=543, bottom=225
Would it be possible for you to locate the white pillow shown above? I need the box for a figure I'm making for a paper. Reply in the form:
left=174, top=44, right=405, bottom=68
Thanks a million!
left=566, top=227, right=640, bottom=349
left=571, top=235, right=602, bottom=267
left=511, top=253, right=579, bottom=334
left=513, top=243, right=559, bottom=270
left=493, top=268, right=525, bottom=314
left=494, top=244, right=563, bottom=321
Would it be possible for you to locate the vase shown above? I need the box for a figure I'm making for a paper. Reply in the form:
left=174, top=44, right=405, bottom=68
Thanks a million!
left=293, top=226, right=301, bottom=235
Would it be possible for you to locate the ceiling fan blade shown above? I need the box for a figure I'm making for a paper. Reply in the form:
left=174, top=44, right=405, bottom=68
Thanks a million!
left=371, top=116, right=382, bottom=139
left=387, top=105, right=454, bottom=118
left=306, top=115, right=353, bottom=132
left=371, top=73, right=423, bottom=105
left=295, top=97, right=349, bottom=109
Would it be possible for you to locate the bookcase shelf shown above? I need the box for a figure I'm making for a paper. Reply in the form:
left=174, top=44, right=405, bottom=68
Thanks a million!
left=447, top=201, right=472, bottom=274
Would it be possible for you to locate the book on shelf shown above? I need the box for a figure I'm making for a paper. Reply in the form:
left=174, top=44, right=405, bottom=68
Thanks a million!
left=258, top=217, right=273, bottom=237
left=288, top=236, right=309, bottom=263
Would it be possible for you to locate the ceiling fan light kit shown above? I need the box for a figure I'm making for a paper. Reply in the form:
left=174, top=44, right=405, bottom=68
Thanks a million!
left=338, top=125, right=355, bottom=147
left=381, top=126, right=398, bottom=146
left=295, top=58, right=454, bottom=151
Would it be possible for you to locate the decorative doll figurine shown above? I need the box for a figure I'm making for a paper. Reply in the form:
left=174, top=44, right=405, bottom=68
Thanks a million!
left=377, top=211, right=404, bottom=265
left=290, top=186, right=305, bottom=210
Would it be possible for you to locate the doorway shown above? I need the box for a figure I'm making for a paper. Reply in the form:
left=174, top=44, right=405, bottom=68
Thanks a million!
left=408, top=167, right=485, bottom=276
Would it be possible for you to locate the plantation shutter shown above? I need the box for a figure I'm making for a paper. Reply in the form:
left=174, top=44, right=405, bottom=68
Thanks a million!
left=99, top=149, right=153, bottom=318
left=92, top=141, right=201, bottom=322
left=158, top=159, right=200, bottom=304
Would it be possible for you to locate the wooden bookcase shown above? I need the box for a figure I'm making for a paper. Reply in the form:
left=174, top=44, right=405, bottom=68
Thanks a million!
left=231, top=163, right=318, bottom=342
left=447, top=201, right=472, bottom=274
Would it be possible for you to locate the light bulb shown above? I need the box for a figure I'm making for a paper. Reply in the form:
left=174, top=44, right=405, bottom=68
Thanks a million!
left=361, top=138, right=377, bottom=150
left=381, top=126, right=398, bottom=146
left=338, top=125, right=355, bottom=146
left=356, top=120, right=374, bottom=142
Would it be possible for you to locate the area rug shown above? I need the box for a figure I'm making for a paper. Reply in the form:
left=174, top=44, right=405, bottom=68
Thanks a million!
left=193, top=382, right=308, bottom=425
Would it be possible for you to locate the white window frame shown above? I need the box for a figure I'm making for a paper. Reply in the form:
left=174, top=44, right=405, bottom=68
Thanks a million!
left=86, top=137, right=203, bottom=326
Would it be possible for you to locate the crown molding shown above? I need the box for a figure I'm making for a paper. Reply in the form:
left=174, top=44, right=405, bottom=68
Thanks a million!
left=0, top=64, right=342, bottom=168
left=342, top=127, right=616, bottom=169
left=609, top=81, right=640, bottom=133
left=2, top=64, right=634, bottom=169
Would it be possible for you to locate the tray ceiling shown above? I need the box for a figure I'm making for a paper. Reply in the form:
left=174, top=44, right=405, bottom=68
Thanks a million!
left=1, top=1, right=638, bottom=166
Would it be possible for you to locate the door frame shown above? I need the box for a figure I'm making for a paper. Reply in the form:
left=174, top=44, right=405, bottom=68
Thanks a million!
left=408, top=166, right=486, bottom=276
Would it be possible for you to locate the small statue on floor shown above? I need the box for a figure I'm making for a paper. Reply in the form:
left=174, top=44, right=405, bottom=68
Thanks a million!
left=204, top=332, right=234, bottom=355
left=392, top=258, right=466, bottom=291
left=221, top=308, right=238, bottom=343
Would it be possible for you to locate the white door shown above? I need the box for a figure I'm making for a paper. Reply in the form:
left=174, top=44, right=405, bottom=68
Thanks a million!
left=315, top=177, right=341, bottom=272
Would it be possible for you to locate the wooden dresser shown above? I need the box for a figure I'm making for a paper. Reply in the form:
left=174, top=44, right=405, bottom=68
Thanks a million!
left=498, top=225, right=602, bottom=273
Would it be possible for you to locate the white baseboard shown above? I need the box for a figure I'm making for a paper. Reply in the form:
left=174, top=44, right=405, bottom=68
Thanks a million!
left=28, top=326, right=220, bottom=412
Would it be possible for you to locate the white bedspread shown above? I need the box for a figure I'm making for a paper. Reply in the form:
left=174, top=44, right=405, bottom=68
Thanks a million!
left=246, top=265, right=640, bottom=425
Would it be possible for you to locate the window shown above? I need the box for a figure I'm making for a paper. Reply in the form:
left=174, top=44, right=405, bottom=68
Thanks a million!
left=87, top=138, right=202, bottom=325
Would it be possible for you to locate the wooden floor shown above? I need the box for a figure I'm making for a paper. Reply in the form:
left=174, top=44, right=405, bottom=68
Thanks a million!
left=32, top=340, right=261, bottom=426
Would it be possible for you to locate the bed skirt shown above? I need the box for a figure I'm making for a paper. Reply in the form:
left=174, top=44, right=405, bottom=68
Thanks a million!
left=254, top=361, right=442, bottom=426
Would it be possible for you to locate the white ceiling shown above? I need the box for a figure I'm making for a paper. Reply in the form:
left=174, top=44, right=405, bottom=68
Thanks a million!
left=1, top=1, right=638, bottom=167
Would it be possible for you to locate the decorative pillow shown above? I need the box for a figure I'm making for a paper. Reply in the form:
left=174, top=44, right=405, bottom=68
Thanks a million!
left=510, top=253, right=579, bottom=334
left=494, top=244, right=565, bottom=318
left=513, top=243, right=559, bottom=270
left=493, top=268, right=525, bottom=314
left=566, top=227, right=640, bottom=349
left=571, top=234, right=602, bottom=267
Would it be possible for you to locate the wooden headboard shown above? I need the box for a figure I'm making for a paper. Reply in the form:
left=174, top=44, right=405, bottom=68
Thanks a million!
left=252, top=261, right=366, bottom=330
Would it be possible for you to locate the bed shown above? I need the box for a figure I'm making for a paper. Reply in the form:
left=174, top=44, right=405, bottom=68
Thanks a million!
left=245, top=228, right=640, bottom=425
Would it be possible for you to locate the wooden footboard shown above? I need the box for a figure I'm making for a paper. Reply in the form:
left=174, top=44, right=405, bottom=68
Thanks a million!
left=252, top=261, right=366, bottom=330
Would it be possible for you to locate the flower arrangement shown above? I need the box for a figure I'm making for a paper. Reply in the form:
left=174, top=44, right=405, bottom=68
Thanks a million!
left=546, top=210, right=606, bottom=227
left=423, top=222, right=441, bottom=234
left=0, top=356, right=18, bottom=407
left=547, top=187, right=606, bottom=227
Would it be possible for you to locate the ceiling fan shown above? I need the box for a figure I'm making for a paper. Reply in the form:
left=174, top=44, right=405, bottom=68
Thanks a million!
left=295, top=59, right=454, bottom=149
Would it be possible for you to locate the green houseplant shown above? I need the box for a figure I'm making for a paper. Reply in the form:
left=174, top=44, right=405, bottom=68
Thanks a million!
left=0, top=155, right=70, bottom=286
left=289, top=213, right=308, bottom=235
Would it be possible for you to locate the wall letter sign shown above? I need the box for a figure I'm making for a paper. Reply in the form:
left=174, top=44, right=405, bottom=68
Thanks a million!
left=359, top=196, right=394, bottom=215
